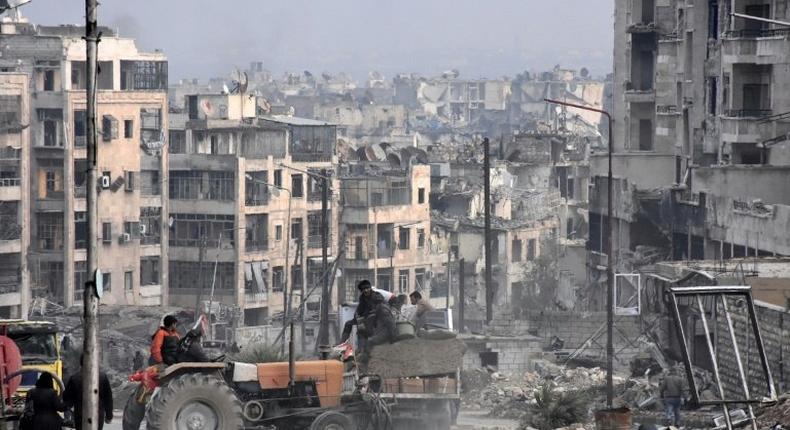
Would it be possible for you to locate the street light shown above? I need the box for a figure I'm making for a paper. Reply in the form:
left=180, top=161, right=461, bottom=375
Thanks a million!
left=544, top=98, right=615, bottom=408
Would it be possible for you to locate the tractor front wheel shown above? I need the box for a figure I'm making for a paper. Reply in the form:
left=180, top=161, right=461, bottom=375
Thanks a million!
left=310, top=410, right=355, bottom=430
left=145, top=373, right=243, bottom=430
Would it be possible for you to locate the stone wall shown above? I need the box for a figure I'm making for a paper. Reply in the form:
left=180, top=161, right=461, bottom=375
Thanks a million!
left=462, top=335, right=543, bottom=374
left=715, top=300, right=790, bottom=399
left=477, top=311, right=647, bottom=371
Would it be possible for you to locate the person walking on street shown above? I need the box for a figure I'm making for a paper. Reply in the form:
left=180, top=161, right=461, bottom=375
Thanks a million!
left=63, top=356, right=114, bottom=430
left=660, top=367, right=684, bottom=427
left=20, top=372, right=64, bottom=430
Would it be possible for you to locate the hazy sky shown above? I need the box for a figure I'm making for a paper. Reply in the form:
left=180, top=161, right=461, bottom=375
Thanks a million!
left=22, top=0, right=614, bottom=82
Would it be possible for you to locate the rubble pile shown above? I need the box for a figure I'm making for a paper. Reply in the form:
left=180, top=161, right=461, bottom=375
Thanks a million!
left=461, top=362, right=610, bottom=421
left=756, top=394, right=790, bottom=427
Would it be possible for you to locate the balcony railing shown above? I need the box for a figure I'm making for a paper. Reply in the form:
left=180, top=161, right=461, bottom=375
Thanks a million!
left=725, top=28, right=790, bottom=39
left=724, top=109, right=772, bottom=118
left=0, top=178, right=20, bottom=187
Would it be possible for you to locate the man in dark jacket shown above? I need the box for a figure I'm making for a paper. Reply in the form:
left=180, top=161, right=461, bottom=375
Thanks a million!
left=339, top=280, right=384, bottom=343
left=63, top=356, right=113, bottom=430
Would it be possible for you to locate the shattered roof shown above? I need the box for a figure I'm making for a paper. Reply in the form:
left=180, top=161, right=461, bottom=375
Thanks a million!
left=431, top=210, right=550, bottom=232
left=262, top=115, right=333, bottom=126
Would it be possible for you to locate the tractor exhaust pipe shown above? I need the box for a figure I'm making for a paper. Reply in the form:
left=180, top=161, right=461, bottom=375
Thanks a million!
left=288, top=322, right=295, bottom=394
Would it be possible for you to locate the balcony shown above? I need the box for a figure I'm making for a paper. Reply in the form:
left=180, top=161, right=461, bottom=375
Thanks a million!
left=245, top=291, right=267, bottom=307
left=0, top=239, right=21, bottom=254
left=720, top=110, right=789, bottom=143
left=723, top=29, right=790, bottom=65
left=0, top=182, right=20, bottom=201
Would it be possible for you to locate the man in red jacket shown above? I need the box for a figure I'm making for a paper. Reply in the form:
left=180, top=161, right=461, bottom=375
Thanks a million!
left=149, top=315, right=179, bottom=365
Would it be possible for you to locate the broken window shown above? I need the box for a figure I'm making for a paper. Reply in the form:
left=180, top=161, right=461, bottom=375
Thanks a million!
left=169, top=171, right=202, bottom=199
left=527, top=239, right=536, bottom=261
left=417, top=228, right=425, bottom=249
left=102, top=272, right=112, bottom=292
left=169, top=130, right=186, bottom=154
left=207, top=171, right=234, bottom=200
left=414, top=268, right=426, bottom=291
left=399, top=227, right=410, bottom=250
left=140, top=170, right=161, bottom=196
left=36, top=213, right=63, bottom=251
left=0, top=203, right=19, bottom=241
left=307, top=171, right=326, bottom=202
left=630, top=33, right=656, bottom=91
left=708, top=0, right=719, bottom=39
left=742, top=4, right=770, bottom=34
left=308, top=211, right=331, bottom=249
left=290, top=124, right=334, bottom=162
left=74, top=211, right=86, bottom=249
left=169, top=261, right=234, bottom=291
left=399, top=270, right=409, bottom=293
left=37, top=109, right=63, bottom=147
left=140, top=257, right=160, bottom=286
left=377, top=224, right=394, bottom=258
left=140, top=108, right=162, bottom=146
left=124, top=119, right=134, bottom=139
left=377, top=269, right=392, bottom=291
left=275, top=224, right=282, bottom=241
left=512, top=239, right=522, bottom=262
left=245, top=171, right=269, bottom=206
left=272, top=266, right=284, bottom=292
left=169, top=213, right=234, bottom=248
left=0, top=147, right=20, bottom=187
left=120, top=60, right=168, bottom=90
left=274, top=169, right=282, bottom=187
left=638, top=119, right=653, bottom=151
left=74, top=110, right=86, bottom=148
left=139, top=207, right=161, bottom=245
left=291, top=174, right=303, bottom=198
left=0, top=95, right=21, bottom=133
left=71, top=61, right=85, bottom=90
left=291, top=218, right=303, bottom=241
left=43, top=69, right=55, bottom=91
left=102, top=222, right=112, bottom=244
left=245, top=214, right=269, bottom=251
left=39, top=261, right=63, bottom=300
left=708, top=77, right=718, bottom=115
left=125, top=271, right=133, bottom=291
left=74, top=261, right=86, bottom=301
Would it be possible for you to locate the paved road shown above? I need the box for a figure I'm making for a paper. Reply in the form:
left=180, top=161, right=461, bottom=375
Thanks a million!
left=106, top=408, right=519, bottom=430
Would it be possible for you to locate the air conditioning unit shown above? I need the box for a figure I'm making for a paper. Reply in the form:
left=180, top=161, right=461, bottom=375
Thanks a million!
left=119, top=233, right=131, bottom=243
left=101, top=175, right=111, bottom=189
left=138, top=223, right=147, bottom=235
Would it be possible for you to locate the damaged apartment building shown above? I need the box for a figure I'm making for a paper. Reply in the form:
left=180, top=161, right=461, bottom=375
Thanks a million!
left=595, top=0, right=790, bottom=310
left=0, top=18, right=169, bottom=310
left=417, top=85, right=598, bottom=318
left=337, top=162, right=442, bottom=306
left=168, top=90, right=338, bottom=327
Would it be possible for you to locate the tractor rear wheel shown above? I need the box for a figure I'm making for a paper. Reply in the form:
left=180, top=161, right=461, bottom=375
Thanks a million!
left=309, top=410, right=355, bottom=430
left=122, top=384, right=147, bottom=430
left=145, top=372, right=243, bottom=430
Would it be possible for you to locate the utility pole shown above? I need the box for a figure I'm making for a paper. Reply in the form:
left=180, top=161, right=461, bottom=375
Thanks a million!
left=194, top=236, right=207, bottom=317
left=458, top=258, right=465, bottom=333
left=317, top=169, right=330, bottom=355
left=82, top=1, right=101, bottom=429
left=544, top=98, right=615, bottom=408
left=483, top=137, right=493, bottom=323
left=446, top=249, right=451, bottom=310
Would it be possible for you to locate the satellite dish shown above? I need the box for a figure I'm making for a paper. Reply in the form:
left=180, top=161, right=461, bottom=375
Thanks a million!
left=222, top=84, right=230, bottom=94
left=0, top=0, right=32, bottom=12
left=199, top=99, right=214, bottom=117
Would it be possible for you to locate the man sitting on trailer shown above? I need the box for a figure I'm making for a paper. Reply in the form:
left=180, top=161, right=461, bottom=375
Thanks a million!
left=409, top=291, right=435, bottom=331
left=339, top=280, right=383, bottom=344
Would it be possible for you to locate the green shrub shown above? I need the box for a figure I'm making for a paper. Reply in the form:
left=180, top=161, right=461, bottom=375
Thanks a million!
left=524, top=383, right=589, bottom=430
